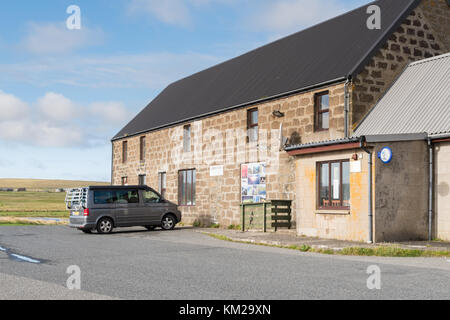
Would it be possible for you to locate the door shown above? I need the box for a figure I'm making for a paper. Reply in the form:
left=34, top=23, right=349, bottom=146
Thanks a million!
left=115, top=189, right=140, bottom=226
left=141, top=189, right=166, bottom=223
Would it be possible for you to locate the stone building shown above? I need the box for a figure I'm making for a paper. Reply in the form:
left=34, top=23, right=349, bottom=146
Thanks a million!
left=112, top=0, right=449, bottom=240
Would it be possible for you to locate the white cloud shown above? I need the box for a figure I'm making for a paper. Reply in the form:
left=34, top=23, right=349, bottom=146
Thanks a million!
left=0, top=91, right=128, bottom=148
left=37, top=92, right=78, bottom=122
left=1, top=52, right=223, bottom=90
left=129, top=0, right=192, bottom=27
left=89, top=102, right=133, bottom=125
left=0, top=90, right=29, bottom=120
left=249, top=0, right=363, bottom=34
left=128, top=0, right=237, bottom=27
left=22, top=22, right=104, bottom=55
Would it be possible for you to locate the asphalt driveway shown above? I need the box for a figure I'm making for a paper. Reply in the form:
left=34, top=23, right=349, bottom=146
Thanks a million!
left=0, top=226, right=449, bottom=300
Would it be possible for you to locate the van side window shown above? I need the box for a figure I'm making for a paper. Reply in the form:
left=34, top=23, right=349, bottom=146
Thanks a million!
left=115, top=190, right=139, bottom=204
left=143, top=190, right=160, bottom=203
left=94, top=191, right=116, bottom=204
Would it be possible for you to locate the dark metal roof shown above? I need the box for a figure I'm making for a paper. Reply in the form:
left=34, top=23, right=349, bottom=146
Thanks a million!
left=113, top=0, right=420, bottom=141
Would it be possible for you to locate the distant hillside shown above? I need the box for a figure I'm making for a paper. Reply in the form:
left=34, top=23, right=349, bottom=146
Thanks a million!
left=0, top=179, right=109, bottom=190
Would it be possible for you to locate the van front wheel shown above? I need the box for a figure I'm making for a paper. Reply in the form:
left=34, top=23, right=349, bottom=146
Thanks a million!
left=97, top=218, right=114, bottom=234
left=161, top=215, right=176, bottom=231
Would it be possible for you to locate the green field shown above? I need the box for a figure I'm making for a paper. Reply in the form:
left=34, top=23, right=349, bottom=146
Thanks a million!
left=0, top=191, right=68, bottom=218
left=0, top=178, right=108, bottom=190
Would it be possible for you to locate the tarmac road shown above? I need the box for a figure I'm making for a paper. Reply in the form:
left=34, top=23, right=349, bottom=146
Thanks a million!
left=0, top=226, right=449, bottom=300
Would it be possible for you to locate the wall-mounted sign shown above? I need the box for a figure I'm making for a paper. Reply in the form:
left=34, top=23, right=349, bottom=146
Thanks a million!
left=378, top=147, right=393, bottom=164
left=241, top=162, right=266, bottom=203
left=210, top=165, right=224, bottom=177
left=350, top=160, right=361, bottom=173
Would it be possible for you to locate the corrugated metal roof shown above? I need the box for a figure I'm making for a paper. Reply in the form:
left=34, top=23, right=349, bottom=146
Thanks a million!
left=113, top=0, right=420, bottom=141
left=354, top=53, right=450, bottom=137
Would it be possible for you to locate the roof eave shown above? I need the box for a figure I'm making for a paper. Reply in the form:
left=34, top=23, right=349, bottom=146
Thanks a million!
left=111, top=76, right=348, bottom=142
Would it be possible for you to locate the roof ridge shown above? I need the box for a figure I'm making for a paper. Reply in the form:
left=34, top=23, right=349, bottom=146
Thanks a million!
left=170, top=0, right=382, bottom=87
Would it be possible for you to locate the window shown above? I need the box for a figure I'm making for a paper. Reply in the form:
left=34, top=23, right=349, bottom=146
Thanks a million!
left=122, top=141, right=128, bottom=163
left=115, top=189, right=139, bottom=204
left=315, top=92, right=330, bottom=131
left=247, top=108, right=258, bottom=142
left=317, top=160, right=350, bottom=209
left=138, top=174, right=146, bottom=186
left=183, top=125, right=191, bottom=152
left=93, top=191, right=116, bottom=204
left=143, top=190, right=161, bottom=203
left=178, top=169, right=196, bottom=206
left=158, top=172, right=167, bottom=199
left=139, top=136, right=146, bottom=162
left=121, top=176, right=128, bottom=186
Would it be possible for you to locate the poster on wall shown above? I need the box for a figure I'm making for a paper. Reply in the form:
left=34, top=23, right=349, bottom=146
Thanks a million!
left=241, top=162, right=267, bottom=203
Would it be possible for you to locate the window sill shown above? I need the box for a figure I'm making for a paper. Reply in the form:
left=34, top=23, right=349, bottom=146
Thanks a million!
left=315, top=210, right=350, bottom=215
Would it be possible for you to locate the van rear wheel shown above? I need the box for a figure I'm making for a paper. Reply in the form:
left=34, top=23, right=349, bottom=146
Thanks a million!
left=97, top=218, right=114, bottom=234
left=161, top=215, right=176, bottom=231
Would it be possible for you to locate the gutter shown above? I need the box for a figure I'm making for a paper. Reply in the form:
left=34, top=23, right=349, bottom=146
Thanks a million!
left=430, top=133, right=450, bottom=143
left=110, top=143, right=114, bottom=185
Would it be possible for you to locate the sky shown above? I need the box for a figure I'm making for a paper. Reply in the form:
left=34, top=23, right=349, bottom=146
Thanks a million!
left=0, top=0, right=369, bottom=182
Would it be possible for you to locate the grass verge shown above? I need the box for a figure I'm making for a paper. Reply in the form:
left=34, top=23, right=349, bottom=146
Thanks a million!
left=203, top=232, right=450, bottom=258
left=0, top=211, right=68, bottom=218
left=0, top=217, right=67, bottom=226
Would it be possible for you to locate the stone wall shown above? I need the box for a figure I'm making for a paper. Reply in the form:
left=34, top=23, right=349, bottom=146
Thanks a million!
left=112, top=83, right=347, bottom=227
left=351, top=0, right=449, bottom=130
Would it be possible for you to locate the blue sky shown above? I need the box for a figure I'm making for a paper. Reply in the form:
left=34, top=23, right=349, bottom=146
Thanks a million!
left=0, top=0, right=369, bottom=182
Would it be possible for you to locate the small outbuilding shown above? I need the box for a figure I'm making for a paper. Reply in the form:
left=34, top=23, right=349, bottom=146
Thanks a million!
left=287, top=53, right=450, bottom=242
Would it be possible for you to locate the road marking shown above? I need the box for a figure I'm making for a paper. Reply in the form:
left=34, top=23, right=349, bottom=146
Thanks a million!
left=0, top=244, right=41, bottom=264
left=10, top=253, right=41, bottom=264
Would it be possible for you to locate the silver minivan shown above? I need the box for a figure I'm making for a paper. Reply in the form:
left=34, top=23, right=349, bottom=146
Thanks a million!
left=66, top=186, right=182, bottom=234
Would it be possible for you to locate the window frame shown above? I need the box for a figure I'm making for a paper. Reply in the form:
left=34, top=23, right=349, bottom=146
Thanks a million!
left=183, top=125, right=191, bottom=153
left=138, top=174, right=146, bottom=186
left=317, top=159, right=350, bottom=210
left=122, top=141, right=128, bottom=163
left=178, top=169, right=196, bottom=206
left=139, top=136, right=146, bottom=162
left=121, top=176, right=128, bottom=186
left=158, top=172, right=167, bottom=199
left=247, top=108, right=259, bottom=143
left=314, top=91, right=330, bottom=132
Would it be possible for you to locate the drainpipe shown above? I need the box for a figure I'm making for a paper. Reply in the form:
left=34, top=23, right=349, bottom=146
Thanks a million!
left=344, top=77, right=351, bottom=138
left=111, top=142, right=114, bottom=185
left=361, top=138, right=373, bottom=243
left=428, top=138, right=433, bottom=241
